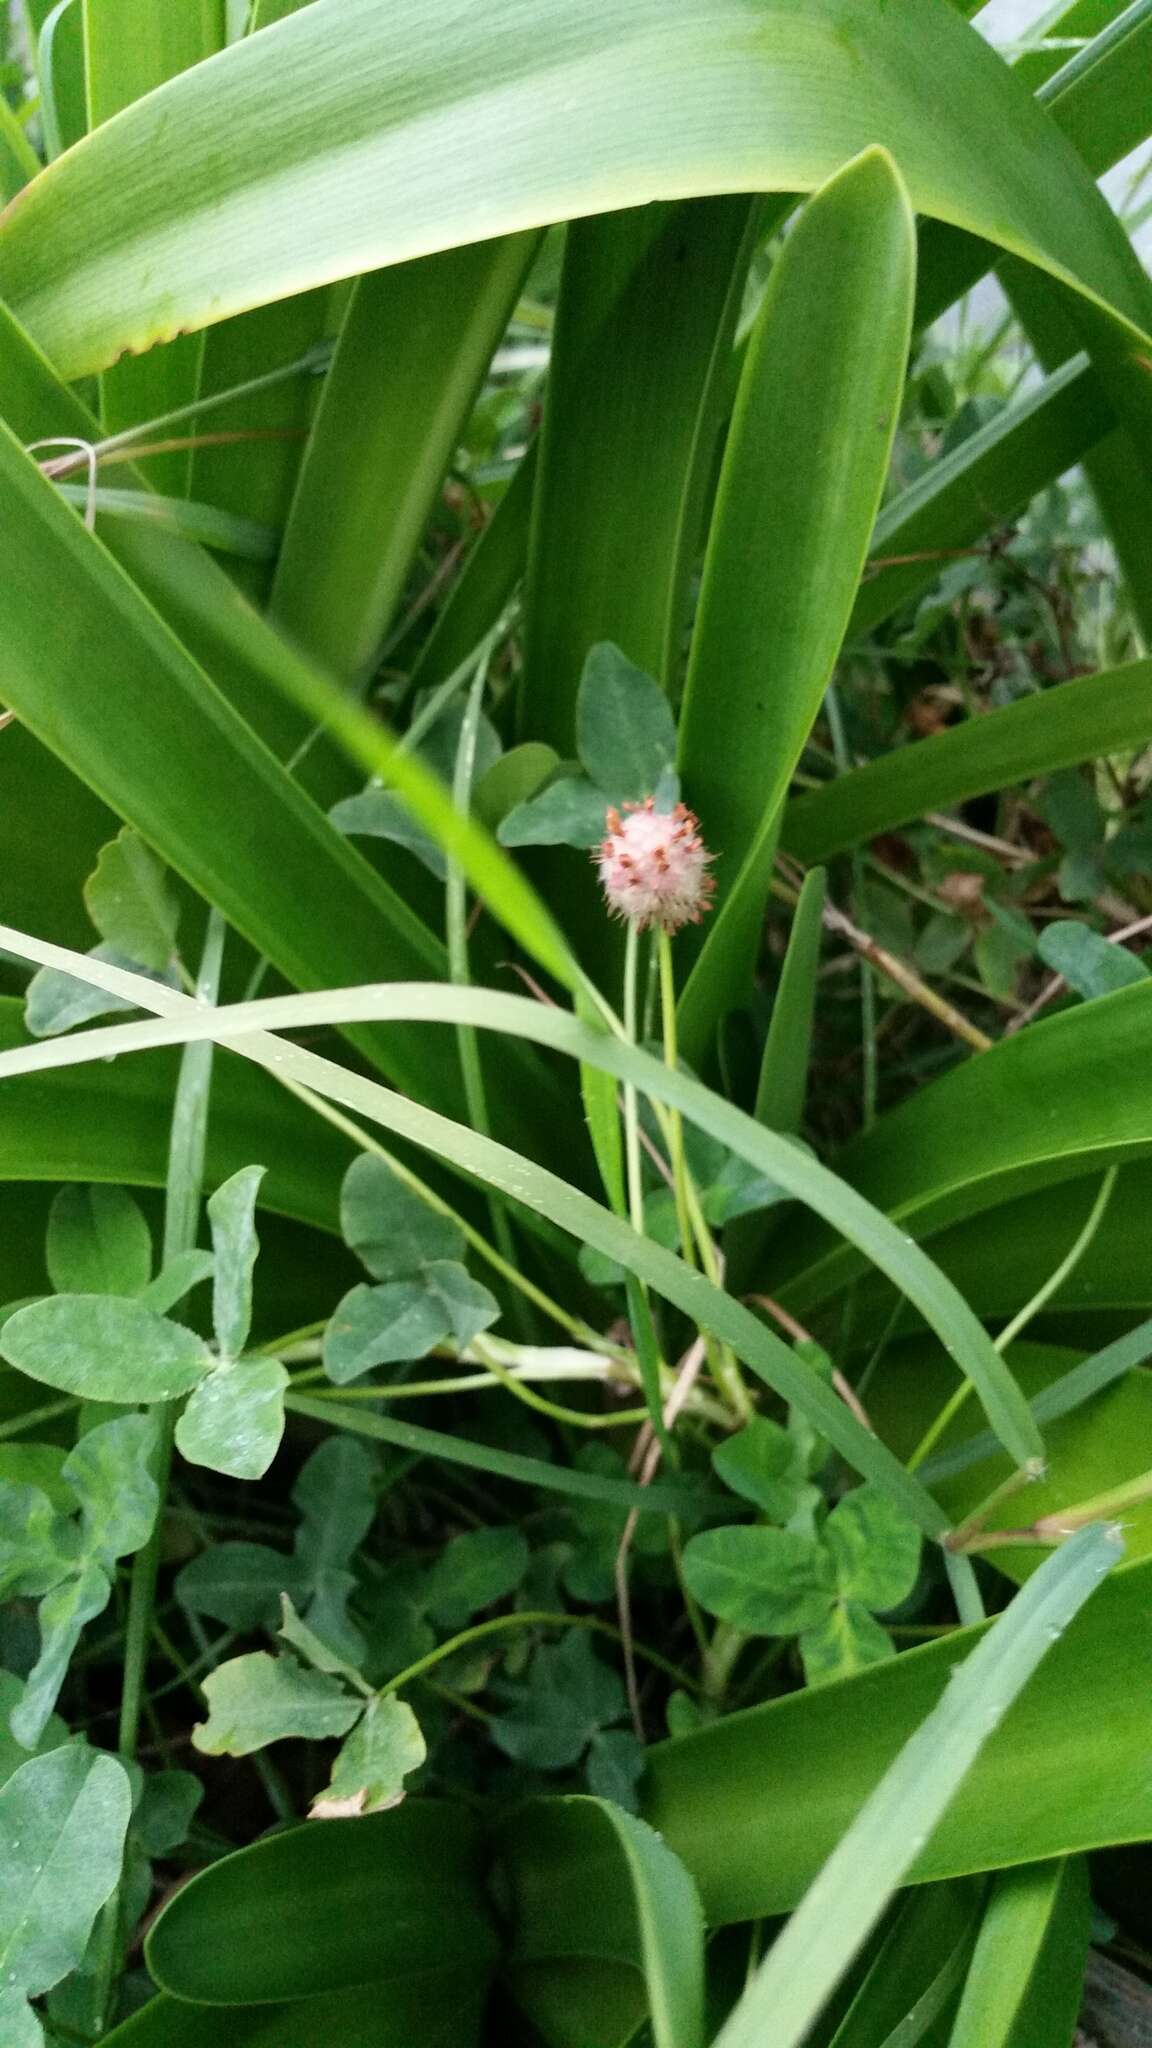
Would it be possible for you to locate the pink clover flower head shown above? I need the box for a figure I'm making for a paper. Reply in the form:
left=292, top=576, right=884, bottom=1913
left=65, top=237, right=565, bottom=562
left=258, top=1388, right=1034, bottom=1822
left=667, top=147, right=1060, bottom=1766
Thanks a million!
left=595, top=796, right=715, bottom=934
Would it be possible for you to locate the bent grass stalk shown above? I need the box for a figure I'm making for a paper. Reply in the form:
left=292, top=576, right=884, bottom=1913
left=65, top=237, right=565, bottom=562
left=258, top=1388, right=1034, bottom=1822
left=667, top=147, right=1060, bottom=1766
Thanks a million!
left=712, top=1523, right=1123, bottom=2048
left=908, top=1164, right=1117, bottom=1472
left=0, top=934, right=1025, bottom=1525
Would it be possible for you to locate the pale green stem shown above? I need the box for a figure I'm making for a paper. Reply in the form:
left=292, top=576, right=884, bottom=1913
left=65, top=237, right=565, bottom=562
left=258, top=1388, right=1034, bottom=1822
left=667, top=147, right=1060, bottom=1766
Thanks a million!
left=381, top=1608, right=702, bottom=1700
left=622, top=921, right=646, bottom=1237
left=955, top=1465, right=1152, bottom=1554
left=38, top=343, right=332, bottom=479
left=908, top=1166, right=1118, bottom=1472
left=448, top=657, right=525, bottom=1313
left=945, top=1463, right=1046, bottom=1553
left=441, top=1337, right=650, bottom=1431
left=657, top=931, right=694, bottom=1262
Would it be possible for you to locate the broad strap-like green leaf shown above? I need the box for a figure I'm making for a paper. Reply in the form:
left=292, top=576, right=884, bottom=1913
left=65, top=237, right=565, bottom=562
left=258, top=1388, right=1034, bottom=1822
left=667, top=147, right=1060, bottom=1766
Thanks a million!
left=83, top=0, right=225, bottom=494
left=783, top=657, right=1152, bottom=867
left=914, top=0, right=1152, bottom=334
left=147, top=1802, right=498, bottom=2003
left=498, top=1797, right=706, bottom=2048
left=644, top=1533, right=1137, bottom=1924
left=0, top=415, right=471, bottom=1111
left=1, top=0, right=1151, bottom=380
left=946, top=1859, right=1090, bottom=2048
left=0, top=998, right=348, bottom=1232
left=0, top=101, right=39, bottom=206
left=824, top=1884, right=981, bottom=2048
left=521, top=196, right=760, bottom=755
left=772, top=977, right=1152, bottom=1315
left=676, top=148, right=915, bottom=1058
left=101, top=1978, right=490, bottom=2047
left=726, top=866, right=826, bottom=1293
left=710, top=1526, right=1120, bottom=2048
left=270, top=235, right=537, bottom=685
left=1004, top=252, right=1152, bottom=644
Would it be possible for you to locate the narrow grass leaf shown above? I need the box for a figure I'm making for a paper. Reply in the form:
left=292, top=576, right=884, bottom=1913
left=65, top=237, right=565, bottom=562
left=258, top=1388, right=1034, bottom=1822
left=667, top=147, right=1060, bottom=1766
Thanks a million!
left=946, top=1860, right=1089, bottom=2048
left=287, top=1396, right=712, bottom=1521
left=0, top=933, right=1036, bottom=1504
left=710, top=1524, right=1122, bottom=2048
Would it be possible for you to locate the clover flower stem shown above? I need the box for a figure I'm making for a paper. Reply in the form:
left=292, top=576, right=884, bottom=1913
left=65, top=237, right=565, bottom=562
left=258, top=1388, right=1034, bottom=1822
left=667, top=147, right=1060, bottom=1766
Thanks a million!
left=703, top=1620, right=748, bottom=1703
left=909, top=1163, right=1118, bottom=1472
left=657, top=934, right=753, bottom=1424
left=622, top=920, right=647, bottom=1240
left=657, top=930, right=695, bottom=1270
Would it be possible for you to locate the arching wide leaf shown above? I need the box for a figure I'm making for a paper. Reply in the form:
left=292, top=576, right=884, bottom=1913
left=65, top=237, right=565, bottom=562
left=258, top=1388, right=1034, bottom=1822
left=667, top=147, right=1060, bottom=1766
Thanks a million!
left=0, top=0, right=1149, bottom=380
left=773, top=979, right=1152, bottom=1314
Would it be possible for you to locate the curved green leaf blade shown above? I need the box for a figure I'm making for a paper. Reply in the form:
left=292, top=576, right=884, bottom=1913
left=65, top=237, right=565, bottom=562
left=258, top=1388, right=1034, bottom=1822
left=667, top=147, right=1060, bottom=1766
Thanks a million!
left=56, top=483, right=280, bottom=560
left=2, top=0, right=1150, bottom=380
left=288, top=1395, right=708, bottom=1518
left=0, top=935, right=1046, bottom=1503
left=946, top=1859, right=1090, bottom=2048
left=83, top=0, right=225, bottom=495
left=102, top=1976, right=490, bottom=2047
left=147, top=1802, right=498, bottom=2003
left=706, top=1526, right=1120, bottom=2048
left=677, top=147, right=915, bottom=1055
left=726, top=864, right=826, bottom=1293
left=0, top=419, right=467, bottom=1112
left=783, top=657, right=1152, bottom=873
left=826, top=1883, right=980, bottom=2048
left=498, top=1796, right=706, bottom=2048
left=773, top=979, right=1152, bottom=1314
left=644, top=1540, right=1152, bottom=1926
left=0, top=1000, right=349, bottom=1239
left=270, top=235, right=537, bottom=684
left=521, top=196, right=759, bottom=756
